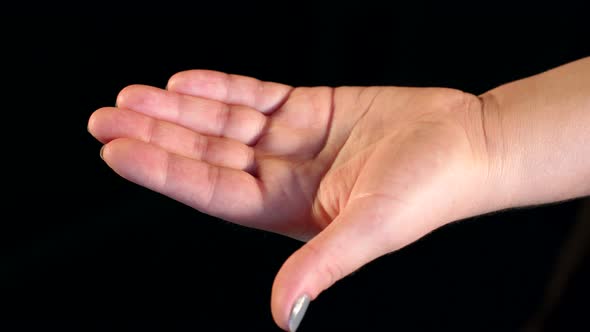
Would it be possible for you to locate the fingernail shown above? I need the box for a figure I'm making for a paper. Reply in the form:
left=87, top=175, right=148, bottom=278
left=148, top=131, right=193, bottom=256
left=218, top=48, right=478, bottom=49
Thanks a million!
left=100, top=146, right=105, bottom=160
left=288, top=294, right=310, bottom=332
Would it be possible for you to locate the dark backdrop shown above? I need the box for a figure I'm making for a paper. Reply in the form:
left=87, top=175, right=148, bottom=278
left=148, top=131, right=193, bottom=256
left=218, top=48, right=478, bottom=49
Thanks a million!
left=2, top=4, right=589, bottom=331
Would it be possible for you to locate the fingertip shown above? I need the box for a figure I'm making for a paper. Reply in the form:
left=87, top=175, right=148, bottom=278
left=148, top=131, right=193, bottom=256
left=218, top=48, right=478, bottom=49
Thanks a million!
left=272, top=280, right=313, bottom=332
left=99, top=138, right=128, bottom=166
left=87, top=111, right=98, bottom=136
left=99, top=140, right=114, bottom=164
left=166, top=70, right=197, bottom=92
left=271, top=264, right=292, bottom=330
left=115, top=89, right=126, bottom=108
left=115, top=85, right=134, bottom=108
left=166, top=72, right=180, bottom=91
left=97, top=138, right=128, bottom=174
left=99, top=138, right=138, bottom=176
left=288, top=294, right=311, bottom=332
left=166, top=69, right=225, bottom=95
left=87, top=107, right=117, bottom=143
left=271, top=252, right=319, bottom=331
left=116, top=84, right=148, bottom=109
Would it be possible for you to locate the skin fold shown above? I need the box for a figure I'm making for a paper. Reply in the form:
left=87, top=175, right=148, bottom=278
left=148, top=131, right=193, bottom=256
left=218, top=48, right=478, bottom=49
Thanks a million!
left=88, top=57, right=590, bottom=331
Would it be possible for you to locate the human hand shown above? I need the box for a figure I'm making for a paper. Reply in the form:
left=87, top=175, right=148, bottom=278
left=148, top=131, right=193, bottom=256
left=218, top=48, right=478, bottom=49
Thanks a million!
left=88, top=71, right=494, bottom=331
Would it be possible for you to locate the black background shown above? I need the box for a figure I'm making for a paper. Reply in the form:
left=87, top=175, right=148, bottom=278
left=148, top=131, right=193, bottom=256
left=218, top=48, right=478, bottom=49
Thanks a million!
left=2, top=4, right=589, bottom=331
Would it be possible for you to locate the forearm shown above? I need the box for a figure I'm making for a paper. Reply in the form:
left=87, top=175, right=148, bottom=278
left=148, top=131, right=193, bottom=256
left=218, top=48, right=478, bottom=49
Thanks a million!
left=481, top=57, right=590, bottom=210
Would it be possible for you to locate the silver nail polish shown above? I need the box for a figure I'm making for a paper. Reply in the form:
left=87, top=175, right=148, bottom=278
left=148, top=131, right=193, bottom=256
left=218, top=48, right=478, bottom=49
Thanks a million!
left=288, top=294, right=310, bottom=332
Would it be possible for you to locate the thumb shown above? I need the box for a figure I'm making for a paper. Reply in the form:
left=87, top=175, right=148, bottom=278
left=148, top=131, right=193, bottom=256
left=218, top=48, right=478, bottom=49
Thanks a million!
left=271, top=198, right=408, bottom=331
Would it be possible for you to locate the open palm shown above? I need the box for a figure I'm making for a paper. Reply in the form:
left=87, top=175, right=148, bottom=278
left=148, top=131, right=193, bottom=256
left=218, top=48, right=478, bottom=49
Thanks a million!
left=88, top=70, right=490, bottom=331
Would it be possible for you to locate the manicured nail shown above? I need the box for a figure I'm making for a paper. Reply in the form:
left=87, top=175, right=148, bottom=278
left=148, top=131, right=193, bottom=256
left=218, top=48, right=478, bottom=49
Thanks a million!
left=288, top=294, right=310, bottom=332
left=100, top=146, right=105, bottom=160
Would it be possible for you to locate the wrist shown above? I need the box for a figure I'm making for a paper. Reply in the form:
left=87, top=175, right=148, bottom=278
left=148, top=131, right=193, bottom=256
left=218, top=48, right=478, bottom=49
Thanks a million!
left=450, top=91, right=514, bottom=219
left=476, top=91, right=518, bottom=211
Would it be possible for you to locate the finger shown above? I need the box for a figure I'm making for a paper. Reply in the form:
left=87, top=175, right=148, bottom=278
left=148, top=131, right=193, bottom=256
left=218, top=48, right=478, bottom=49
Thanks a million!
left=116, top=85, right=268, bottom=145
left=167, top=70, right=293, bottom=114
left=89, top=108, right=256, bottom=172
left=101, top=138, right=266, bottom=227
left=271, top=197, right=412, bottom=332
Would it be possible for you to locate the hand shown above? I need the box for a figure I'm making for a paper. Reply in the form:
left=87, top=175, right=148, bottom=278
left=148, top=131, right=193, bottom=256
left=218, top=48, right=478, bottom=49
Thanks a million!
left=88, top=70, right=492, bottom=331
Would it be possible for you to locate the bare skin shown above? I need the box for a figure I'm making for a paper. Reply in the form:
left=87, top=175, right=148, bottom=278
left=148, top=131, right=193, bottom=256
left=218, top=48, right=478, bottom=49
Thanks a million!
left=88, top=57, right=590, bottom=331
